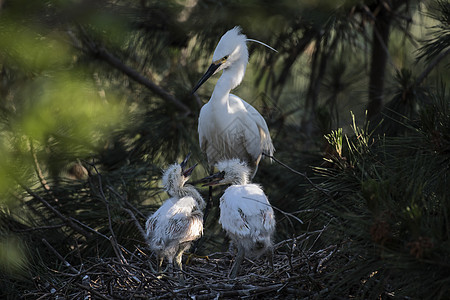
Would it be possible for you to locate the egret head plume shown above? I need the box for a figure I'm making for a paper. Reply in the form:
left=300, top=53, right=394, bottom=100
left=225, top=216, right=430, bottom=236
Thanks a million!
left=212, top=26, right=247, bottom=62
left=246, top=38, right=278, bottom=53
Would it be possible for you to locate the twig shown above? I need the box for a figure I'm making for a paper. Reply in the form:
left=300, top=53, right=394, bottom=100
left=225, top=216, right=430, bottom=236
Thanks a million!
left=262, top=153, right=332, bottom=199
left=42, top=238, right=79, bottom=274
left=307, top=220, right=332, bottom=252
left=86, top=162, right=127, bottom=264
left=75, top=283, right=111, bottom=300
left=107, top=185, right=146, bottom=219
left=122, top=208, right=147, bottom=243
left=29, top=139, right=50, bottom=191
left=20, top=185, right=91, bottom=237
left=70, top=217, right=110, bottom=240
left=35, top=293, right=53, bottom=300
left=26, top=140, right=92, bottom=238
left=13, top=224, right=65, bottom=232
left=193, top=283, right=287, bottom=299
left=315, top=245, right=338, bottom=272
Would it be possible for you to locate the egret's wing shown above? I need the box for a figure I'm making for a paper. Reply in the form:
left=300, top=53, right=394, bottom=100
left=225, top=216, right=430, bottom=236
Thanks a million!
left=145, top=198, right=176, bottom=236
left=219, top=195, right=251, bottom=236
left=242, top=99, right=275, bottom=157
left=224, top=185, right=271, bottom=215
left=230, top=95, right=275, bottom=159
left=198, top=103, right=210, bottom=153
left=145, top=216, right=157, bottom=237
left=220, top=185, right=275, bottom=236
left=261, top=206, right=276, bottom=232
left=166, top=211, right=203, bottom=243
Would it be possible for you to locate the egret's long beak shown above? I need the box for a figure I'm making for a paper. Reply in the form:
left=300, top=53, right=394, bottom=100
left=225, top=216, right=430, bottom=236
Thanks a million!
left=199, top=171, right=225, bottom=186
left=191, top=62, right=221, bottom=94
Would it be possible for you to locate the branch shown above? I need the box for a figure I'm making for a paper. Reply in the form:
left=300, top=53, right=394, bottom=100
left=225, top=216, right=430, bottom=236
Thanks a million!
left=21, top=185, right=91, bottom=238
left=95, top=47, right=191, bottom=114
left=415, top=47, right=450, bottom=87
left=42, top=238, right=80, bottom=274
left=122, top=208, right=147, bottom=242
left=75, top=27, right=191, bottom=114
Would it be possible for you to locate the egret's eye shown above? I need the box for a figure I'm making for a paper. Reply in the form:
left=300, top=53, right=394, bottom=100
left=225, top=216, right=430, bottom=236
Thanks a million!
left=221, top=55, right=229, bottom=62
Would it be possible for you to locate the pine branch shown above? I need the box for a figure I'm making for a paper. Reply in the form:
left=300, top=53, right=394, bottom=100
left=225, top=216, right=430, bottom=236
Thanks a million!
left=75, top=27, right=191, bottom=114
left=20, top=185, right=92, bottom=238
left=94, top=47, right=191, bottom=114
left=415, top=47, right=450, bottom=87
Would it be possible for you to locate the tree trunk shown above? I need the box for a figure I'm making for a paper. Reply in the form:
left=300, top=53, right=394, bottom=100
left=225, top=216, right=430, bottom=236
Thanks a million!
left=367, top=3, right=392, bottom=120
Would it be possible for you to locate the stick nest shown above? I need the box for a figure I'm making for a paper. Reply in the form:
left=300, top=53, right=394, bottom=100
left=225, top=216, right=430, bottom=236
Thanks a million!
left=24, top=233, right=340, bottom=299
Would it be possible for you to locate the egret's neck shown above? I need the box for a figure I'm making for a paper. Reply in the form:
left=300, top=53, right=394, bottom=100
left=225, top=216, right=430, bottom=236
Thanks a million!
left=174, top=185, right=206, bottom=211
left=232, top=173, right=249, bottom=185
left=211, top=60, right=246, bottom=104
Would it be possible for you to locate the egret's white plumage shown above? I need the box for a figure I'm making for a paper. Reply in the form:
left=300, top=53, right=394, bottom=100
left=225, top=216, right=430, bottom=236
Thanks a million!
left=204, top=159, right=275, bottom=278
left=145, top=158, right=205, bottom=282
left=193, top=27, right=275, bottom=178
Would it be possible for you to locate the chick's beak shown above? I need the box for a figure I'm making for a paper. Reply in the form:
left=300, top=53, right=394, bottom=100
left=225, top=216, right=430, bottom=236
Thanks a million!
left=199, top=171, right=225, bottom=186
left=182, top=163, right=197, bottom=177
left=179, top=153, right=191, bottom=170
left=191, top=62, right=221, bottom=94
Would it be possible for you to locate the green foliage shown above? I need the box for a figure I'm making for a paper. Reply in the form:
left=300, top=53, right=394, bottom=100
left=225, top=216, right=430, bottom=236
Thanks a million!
left=0, top=0, right=448, bottom=298
left=303, top=86, right=450, bottom=299
left=0, top=235, right=27, bottom=275
left=417, top=0, right=450, bottom=64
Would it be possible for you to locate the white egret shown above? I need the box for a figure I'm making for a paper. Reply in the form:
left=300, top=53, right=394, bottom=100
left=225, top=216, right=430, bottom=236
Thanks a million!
left=202, top=158, right=275, bottom=278
left=145, top=154, right=205, bottom=283
left=192, top=26, right=276, bottom=178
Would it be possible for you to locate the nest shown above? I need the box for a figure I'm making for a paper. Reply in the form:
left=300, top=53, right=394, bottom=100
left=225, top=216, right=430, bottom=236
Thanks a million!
left=23, top=232, right=340, bottom=299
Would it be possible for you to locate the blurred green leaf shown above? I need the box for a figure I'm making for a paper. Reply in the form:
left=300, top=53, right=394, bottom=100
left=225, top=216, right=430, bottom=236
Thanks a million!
left=0, top=20, right=70, bottom=72
left=0, top=236, right=27, bottom=275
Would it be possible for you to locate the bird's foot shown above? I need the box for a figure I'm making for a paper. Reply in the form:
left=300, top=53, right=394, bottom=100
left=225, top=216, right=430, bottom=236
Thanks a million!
left=185, top=253, right=209, bottom=265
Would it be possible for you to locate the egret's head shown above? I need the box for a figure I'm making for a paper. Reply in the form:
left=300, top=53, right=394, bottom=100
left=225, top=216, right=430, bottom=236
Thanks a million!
left=201, top=159, right=250, bottom=186
left=162, top=154, right=197, bottom=195
left=192, top=26, right=248, bottom=94
left=211, top=26, right=248, bottom=71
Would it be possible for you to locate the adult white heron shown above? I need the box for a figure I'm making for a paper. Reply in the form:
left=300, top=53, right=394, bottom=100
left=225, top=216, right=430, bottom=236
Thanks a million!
left=192, top=26, right=276, bottom=178
left=202, top=158, right=275, bottom=278
left=145, top=154, right=205, bottom=284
